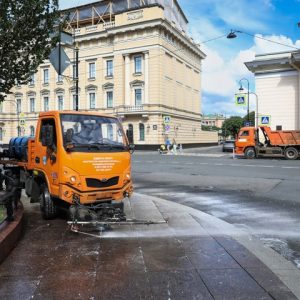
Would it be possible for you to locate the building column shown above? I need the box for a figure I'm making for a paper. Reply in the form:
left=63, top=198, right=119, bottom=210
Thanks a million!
left=144, top=51, right=149, bottom=104
left=124, top=54, right=131, bottom=106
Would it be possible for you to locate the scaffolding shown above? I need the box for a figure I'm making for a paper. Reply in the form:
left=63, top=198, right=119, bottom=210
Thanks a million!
left=63, top=0, right=188, bottom=32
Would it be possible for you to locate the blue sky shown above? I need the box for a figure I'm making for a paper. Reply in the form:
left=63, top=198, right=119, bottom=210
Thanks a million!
left=60, top=0, right=300, bottom=116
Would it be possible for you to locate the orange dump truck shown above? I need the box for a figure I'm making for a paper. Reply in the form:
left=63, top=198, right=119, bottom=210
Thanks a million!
left=235, top=126, right=300, bottom=160
left=0, top=111, right=134, bottom=220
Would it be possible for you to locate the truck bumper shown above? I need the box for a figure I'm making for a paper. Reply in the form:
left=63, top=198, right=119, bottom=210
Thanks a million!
left=59, top=181, right=133, bottom=204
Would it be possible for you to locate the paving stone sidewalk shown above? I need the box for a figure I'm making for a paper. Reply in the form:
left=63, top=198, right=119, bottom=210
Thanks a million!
left=0, top=194, right=298, bottom=299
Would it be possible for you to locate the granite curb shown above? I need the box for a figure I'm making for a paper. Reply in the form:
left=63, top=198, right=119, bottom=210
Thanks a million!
left=0, top=202, right=24, bottom=264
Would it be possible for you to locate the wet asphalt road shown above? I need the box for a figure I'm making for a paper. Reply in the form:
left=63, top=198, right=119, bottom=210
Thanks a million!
left=132, top=148, right=300, bottom=269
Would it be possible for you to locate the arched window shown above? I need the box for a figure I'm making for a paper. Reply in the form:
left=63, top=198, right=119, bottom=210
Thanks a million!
left=139, top=123, right=145, bottom=141
left=30, top=126, right=35, bottom=137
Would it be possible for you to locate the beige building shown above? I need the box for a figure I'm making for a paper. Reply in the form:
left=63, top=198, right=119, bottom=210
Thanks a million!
left=246, top=51, right=300, bottom=131
left=1, top=0, right=218, bottom=147
left=202, top=114, right=225, bottom=128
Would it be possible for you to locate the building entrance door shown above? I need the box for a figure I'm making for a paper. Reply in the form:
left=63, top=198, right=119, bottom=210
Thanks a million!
left=127, top=124, right=134, bottom=144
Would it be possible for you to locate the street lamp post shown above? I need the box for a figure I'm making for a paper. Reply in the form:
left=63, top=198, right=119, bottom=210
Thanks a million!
left=238, top=87, right=259, bottom=128
left=250, top=92, right=259, bottom=128
left=239, top=78, right=250, bottom=123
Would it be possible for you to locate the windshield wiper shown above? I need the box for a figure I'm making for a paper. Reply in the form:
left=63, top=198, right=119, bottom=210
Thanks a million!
left=91, top=142, right=126, bottom=150
left=69, top=143, right=102, bottom=150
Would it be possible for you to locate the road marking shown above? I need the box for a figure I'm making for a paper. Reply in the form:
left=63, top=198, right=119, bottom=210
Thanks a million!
left=133, top=159, right=300, bottom=170
left=281, top=166, right=300, bottom=169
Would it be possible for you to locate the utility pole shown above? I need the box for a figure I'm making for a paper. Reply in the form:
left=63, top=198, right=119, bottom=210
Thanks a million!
left=75, top=46, right=79, bottom=112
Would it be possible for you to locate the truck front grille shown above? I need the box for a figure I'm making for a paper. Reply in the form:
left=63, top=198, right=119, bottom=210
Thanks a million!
left=86, top=177, right=119, bottom=188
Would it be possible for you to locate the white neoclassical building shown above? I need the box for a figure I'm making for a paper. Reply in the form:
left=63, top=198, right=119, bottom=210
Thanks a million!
left=246, top=51, right=300, bottom=131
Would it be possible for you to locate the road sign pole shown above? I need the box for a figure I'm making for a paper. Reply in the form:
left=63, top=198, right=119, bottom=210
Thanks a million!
left=75, top=46, right=79, bottom=112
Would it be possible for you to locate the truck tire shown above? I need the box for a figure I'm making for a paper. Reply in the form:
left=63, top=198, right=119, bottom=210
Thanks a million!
left=40, top=184, right=57, bottom=219
left=284, top=147, right=298, bottom=160
left=245, top=147, right=256, bottom=159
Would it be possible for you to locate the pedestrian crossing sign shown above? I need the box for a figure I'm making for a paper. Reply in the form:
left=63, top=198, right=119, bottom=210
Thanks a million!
left=235, top=94, right=247, bottom=106
left=259, top=115, right=271, bottom=126
left=163, top=116, right=171, bottom=124
left=19, top=113, right=26, bottom=127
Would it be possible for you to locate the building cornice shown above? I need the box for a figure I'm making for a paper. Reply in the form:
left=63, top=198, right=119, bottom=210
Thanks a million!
left=245, top=51, right=300, bottom=74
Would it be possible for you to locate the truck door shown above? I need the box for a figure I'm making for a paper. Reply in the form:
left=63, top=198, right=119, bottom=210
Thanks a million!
left=34, top=118, right=60, bottom=196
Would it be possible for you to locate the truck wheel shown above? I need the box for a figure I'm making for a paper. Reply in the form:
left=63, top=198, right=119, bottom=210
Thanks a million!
left=245, top=147, right=256, bottom=159
left=40, top=184, right=57, bottom=219
left=284, top=147, right=298, bottom=160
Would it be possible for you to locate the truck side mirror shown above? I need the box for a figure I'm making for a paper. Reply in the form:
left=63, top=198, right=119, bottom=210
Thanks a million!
left=128, top=144, right=135, bottom=154
left=41, top=125, right=54, bottom=147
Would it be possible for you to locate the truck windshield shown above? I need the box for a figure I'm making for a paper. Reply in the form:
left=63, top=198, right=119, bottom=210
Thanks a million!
left=60, top=114, right=127, bottom=152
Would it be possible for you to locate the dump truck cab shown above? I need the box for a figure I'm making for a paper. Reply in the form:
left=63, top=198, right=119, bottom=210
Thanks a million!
left=26, top=111, right=133, bottom=218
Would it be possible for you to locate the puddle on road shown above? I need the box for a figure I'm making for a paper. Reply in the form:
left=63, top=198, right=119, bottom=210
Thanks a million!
left=137, top=187, right=300, bottom=269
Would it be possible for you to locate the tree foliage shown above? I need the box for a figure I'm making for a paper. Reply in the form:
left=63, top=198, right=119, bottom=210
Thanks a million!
left=222, top=116, right=243, bottom=138
left=0, top=0, right=60, bottom=101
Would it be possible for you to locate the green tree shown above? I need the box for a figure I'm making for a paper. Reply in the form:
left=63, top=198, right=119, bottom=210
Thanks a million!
left=222, top=116, right=243, bottom=138
left=0, top=0, right=60, bottom=102
left=243, top=111, right=255, bottom=126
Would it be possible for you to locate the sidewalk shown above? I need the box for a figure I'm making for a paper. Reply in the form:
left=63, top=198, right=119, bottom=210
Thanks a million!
left=0, top=193, right=299, bottom=299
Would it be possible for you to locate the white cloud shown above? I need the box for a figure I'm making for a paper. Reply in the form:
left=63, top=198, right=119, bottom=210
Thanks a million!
left=251, top=34, right=300, bottom=54
left=201, top=46, right=255, bottom=98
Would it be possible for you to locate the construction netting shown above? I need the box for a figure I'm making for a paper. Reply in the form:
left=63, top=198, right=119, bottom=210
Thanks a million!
left=67, top=0, right=188, bottom=32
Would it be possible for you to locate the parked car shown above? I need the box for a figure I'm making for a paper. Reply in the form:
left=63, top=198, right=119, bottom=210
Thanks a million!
left=222, top=140, right=235, bottom=152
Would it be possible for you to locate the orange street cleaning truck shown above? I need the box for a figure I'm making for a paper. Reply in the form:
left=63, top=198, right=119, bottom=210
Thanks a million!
left=0, top=111, right=134, bottom=221
left=235, top=126, right=300, bottom=160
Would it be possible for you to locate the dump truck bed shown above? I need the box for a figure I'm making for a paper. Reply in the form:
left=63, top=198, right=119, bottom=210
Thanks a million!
left=262, top=127, right=300, bottom=146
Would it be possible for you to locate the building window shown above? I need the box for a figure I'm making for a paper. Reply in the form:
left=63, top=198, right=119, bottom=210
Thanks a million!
left=135, top=88, right=142, bottom=106
left=57, top=74, right=63, bottom=83
left=44, top=96, right=49, bottom=111
left=29, top=98, right=35, bottom=112
left=106, top=60, right=113, bottom=77
left=276, top=125, right=282, bottom=131
left=139, top=123, right=145, bottom=141
left=89, top=92, right=96, bottom=109
left=16, top=99, right=22, bottom=113
left=134, top=55, right=142, bottom=73
left=89, top=62, right=96, bottom=79
left=106, top=91, right=113, bottom=108
left=0, top=128, right=3, bottom=141
left=107, top=124, right=113, bottom=140
left=58, top=95, right=64, bottom=111
left=30, top=126, right=35, bottom=137
left=43, top=69, right=49, bottom=84
left=29, top=74, right=35, bottom=85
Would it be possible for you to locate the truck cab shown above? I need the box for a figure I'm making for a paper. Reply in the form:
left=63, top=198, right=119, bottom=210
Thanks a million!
left=27, top=111, right=133, bottom=219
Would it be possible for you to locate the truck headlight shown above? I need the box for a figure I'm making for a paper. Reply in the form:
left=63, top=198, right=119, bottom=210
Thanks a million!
left=63, top=167, right=80, bottom=186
